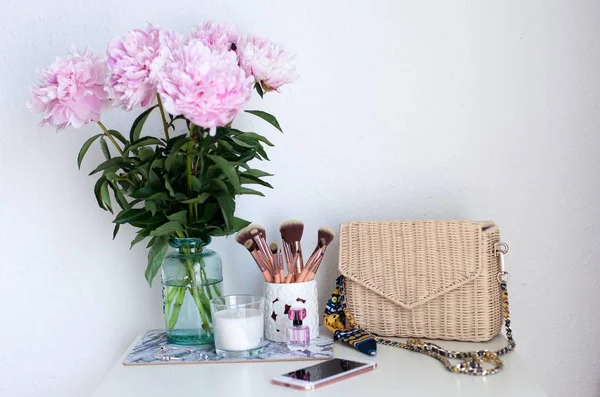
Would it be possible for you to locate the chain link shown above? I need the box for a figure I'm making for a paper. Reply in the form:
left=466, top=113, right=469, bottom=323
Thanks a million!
left=341, top=250, right=515, bottom=376
left=370, top=282, right=515, bottom=375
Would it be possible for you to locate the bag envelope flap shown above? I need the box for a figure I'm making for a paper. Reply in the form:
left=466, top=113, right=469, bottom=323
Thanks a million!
left=339, top=220, right=491, bottom=310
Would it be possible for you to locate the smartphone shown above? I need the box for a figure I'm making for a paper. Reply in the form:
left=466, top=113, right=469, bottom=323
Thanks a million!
left=271, top=358, right=377, bottom=391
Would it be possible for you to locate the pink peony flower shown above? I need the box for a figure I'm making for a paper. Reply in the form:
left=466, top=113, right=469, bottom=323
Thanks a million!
left=106, top=26, right=161, bottom=110
left=191, top=21, right=239, bottom=51
left=155, top=37, right=253, bottom=130
left=27, top=49, right=108, bottom=130
left=238, top=35, right=297, bottom=91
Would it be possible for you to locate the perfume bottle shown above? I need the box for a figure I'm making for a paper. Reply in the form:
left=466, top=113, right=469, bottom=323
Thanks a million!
left=286, top=308, right=310, bottom=351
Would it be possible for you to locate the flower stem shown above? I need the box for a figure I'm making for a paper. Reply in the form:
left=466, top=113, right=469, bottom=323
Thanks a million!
left=188, top=283, right=211, bottom=330
left=186, top=139, right=194, bottom=223
left=167, top=287, right=186, bottom=329
left=97, top=121, right=124, bottom=155
left=156, top=95, right=170, bottom=141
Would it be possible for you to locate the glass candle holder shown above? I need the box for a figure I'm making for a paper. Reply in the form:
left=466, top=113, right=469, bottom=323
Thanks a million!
left=210, top=295, right=266, bottom=358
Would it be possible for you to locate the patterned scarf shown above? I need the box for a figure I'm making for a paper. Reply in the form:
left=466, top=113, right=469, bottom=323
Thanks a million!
left=323, top=276, right=377, bottom=356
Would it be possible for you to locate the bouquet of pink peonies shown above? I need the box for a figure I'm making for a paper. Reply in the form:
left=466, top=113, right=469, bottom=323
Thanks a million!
left=27, top=22, right=296, bottom=286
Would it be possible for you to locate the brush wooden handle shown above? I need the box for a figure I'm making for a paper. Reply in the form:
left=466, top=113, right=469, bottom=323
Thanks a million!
left=253, top=235, right=273, bottom=275
left=306, top=254, right=325, bottom=281
left=251, top=250, right=274, bottom=283
left=277, top=252, right=284, bottom=283
left=284, top=253, right=299, bottom=283
left=296, top=247, right=321, bottom=283
left=292, top=242, right=304, bottom=278
left=284, top=244, right=294, bottom=279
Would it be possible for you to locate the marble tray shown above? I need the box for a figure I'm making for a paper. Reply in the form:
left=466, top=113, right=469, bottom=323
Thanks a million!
left=123, top=329, right=333, bottom=365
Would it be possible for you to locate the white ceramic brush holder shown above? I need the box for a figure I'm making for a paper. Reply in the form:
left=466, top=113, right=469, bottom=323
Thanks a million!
left=263, top=280, right=319, bottom=342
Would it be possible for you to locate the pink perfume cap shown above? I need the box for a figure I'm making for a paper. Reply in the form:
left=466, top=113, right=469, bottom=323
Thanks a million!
left=288, top=307, right=307, bottom=321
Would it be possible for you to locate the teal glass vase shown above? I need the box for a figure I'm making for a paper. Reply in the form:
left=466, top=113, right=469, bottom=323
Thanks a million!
left=161, top=237, right=223, bottom=345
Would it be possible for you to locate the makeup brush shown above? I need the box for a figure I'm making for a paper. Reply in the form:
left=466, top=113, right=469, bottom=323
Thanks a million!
left=306, top=244, right=328, bottom=281
left=244, top=240, right=273, bottom=283
left=238, top=225, right=272, bottom=273
left=270, top=243, right=284, bottom=283
left=280, top=220, right=305, bottom=280
left=296, top=238, right=326, bottom=283
left=307, top=227, right=335, bottom=265
left=297, top=228, right=335, bottom=282
left=279, top=250, right=285, bottom=281
left=284, top=253, right=300, bottom=283
left=236, top=224, right=267, bottom=250
left=251, top=228, right=273, bottom=275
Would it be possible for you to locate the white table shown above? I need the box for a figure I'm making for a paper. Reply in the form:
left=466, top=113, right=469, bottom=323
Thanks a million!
left=92, top=330, right=547, bottom=397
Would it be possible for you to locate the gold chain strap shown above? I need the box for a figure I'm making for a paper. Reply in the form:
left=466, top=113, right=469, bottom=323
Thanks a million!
left=343, top=245, right=515, bottom=376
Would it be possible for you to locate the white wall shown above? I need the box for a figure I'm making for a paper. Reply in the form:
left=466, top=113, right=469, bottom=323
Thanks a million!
left=0, top=1, right=598, bottom=396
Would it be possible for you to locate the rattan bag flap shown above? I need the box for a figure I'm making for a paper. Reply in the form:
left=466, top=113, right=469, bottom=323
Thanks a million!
left=339, top=220, right=502, bottom=342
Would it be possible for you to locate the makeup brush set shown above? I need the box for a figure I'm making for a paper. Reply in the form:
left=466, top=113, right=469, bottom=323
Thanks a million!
left=235, top=220, right=335, bottom=283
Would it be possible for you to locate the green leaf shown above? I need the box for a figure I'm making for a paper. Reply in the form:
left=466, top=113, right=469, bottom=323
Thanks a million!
left=112, top=224, right=120, bottom=240
left=254, top=82, right=264, bottom=98
left=130, top=105, right=157, bottom=142
left=150, top=220, right=184, bottom=236
left=145, top=200, right=158, bottom=216
left=146, top=236, right=157, bottom=249
left=130, top=229, right=150, bottom=249
left=165, top=137, right=190, bottom=171
left=236, top=132, right=274, bottom=147
left=145, top=235, right=168, bottom=286
left=100, top=138, right=111, bottom=160
left=93, top=177, right=108, bottom=211
left=245, top=110, right=282, bottom=132
left=108, top=130, right=128, bottom=146
left=230, top=137, right=256, bottom=149
left=242, top=169, right=274, bottom=178
left=77, top=134, right=103, bottom=169
left=125, top=137, right=164, bottom=154
left=201, top=202, right=219, bottom=221
left=129, top=213, right=166, bottom=229
left=209, top=227, right=230, bottom=237
left=207, top=154, right=240, bottom=191
left=146, top=192, right=171, bottom=200
left=217, top=139, right=233, bottom=152
left=216, top=193, right=235, bottom=231
left=241, top=175, right=274, bottom=189
left=108, top=182, right=130, bottom=210
left=239, top=187, right=265, bottom=197
left=89, top=158, right=133, bottom=175
left=113, top=208, right=148, bottom=224
left=164, top=178, right=176, bottom=197
left=166, top=210, right=187, bottom=224
left=138, top=147, right=154, bottom=162
left=256, top=145, right=270, bottom=160
left=180, top=193, right=210, bottom=204
left=211, top=179, right=231, bottom=194
left=100, top=179, right=113, bottom=213
left=190, top=176, right=203, bottom=192
left=232, top=217, right=252, bottom=232
left=130, top=186, right=158, bottom=199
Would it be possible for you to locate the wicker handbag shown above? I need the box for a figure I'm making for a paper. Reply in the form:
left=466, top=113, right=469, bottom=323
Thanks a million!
left=338, top=220, right=515, bottom=375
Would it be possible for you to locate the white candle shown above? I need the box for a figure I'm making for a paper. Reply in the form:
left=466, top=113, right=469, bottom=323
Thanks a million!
left=213, top=308, right=264, bottom=351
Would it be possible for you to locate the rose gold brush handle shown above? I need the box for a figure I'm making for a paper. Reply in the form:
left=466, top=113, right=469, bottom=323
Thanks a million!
left=284, top=243, right=294, bottom=280
left=305, top=257, right=322, bottom=281
left=284, top=253, right=299, bottom=283
left=254, top=235, right=274, bottom=275
left=273, top=251, right=280, bottom=284
left=293, top=242, right=304, bottom=280
left=251, top=250, right=274, bottom=283
left=296, top=247, right=322, bottom=283
left=277, top=250, right=284, bottom=283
